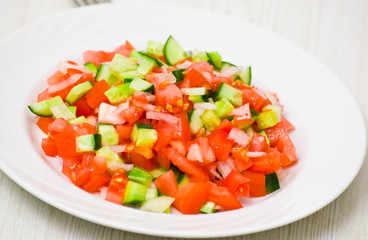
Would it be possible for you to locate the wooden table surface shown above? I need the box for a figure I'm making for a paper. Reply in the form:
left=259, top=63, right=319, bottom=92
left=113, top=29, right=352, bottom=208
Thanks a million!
left=1, top=0, right=367, bottom=239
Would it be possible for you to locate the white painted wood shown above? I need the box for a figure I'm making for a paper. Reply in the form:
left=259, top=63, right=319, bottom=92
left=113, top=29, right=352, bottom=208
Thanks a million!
left=1, top=0, right=367, bottom=239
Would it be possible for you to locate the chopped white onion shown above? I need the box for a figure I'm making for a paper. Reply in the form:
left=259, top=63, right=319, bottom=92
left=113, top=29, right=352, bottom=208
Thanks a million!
left=86, top=115, right=97, bottom=127
left=99, top=187, right=108, bottom=200
left=108, top=161, right=134, bottom=172
left=193, top=102, right=217, bottom=110
left=230, top=103, right=250, bottom=116
left=109, top=144, right=127, bottom=153
left=132, top=100, right=156, bottom=111
left=216, top=66, right=241, bottom=78
left=276, top=167, right=288, bottom=181
left=48, top=74, right=82, bottom=93
left=217, top=159, right=234, bottom=178
left=57, top=61, right=94, bottom=75
left=208, top=164, right=223, bottom=180
left=175, top=60, right=193, bottom=69
left=264, top=91, right=280, bottom=106
left=168, top=72, right=176, bottom=84
left=98, top=103, right=126, bottom=125
left=154, top=73, right=176, bottom=85
left=187, top=143, right=203, bottom=162
left=146, top=111, right=179, bottom=124
left=112, top=100, right=129, bottom=115
left=194, top=107, right=205, bottom=117
left=181, top=87, right=206, bottom=96
left=228, top=127, right=250, bottom=147
left=246, top=152, right=266, bottom=157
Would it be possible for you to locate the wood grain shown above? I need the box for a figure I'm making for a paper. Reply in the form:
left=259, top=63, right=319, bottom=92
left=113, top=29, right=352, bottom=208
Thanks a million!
left=1, top=0, right=367, bottom=239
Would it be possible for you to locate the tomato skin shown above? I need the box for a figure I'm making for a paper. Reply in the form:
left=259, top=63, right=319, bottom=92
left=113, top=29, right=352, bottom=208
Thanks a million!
left=83, top=172, right=111, bottom=193
left=116, top=124, right=134, bottom=141
left=273, top=131, right=297, bottom=163
left=182, top=68, right=211, bottom=88
left=36, top=117, right=54, bottom=135
left=212, top=75, right=232, bottom=88
left=106, top=169, right=128, bottom=204
left=114, top=40, right=135, bottom=57
left=48, top=118, right=70, bottom=136
left=173, top=112, right=191, bottom=141
left=169, top=140, right=187, bottom=156
left=249, top=148, right=281, bottom=174
left=83, top=50, right=115, bottom=67
left=250, top=132, right=268, bottom=152
left=73, top=96, right=95, bottom=117
left=207, top=128, right=234, bottom=161
left=174, top=182, right=211, bottom=214
left=86, top=80, right=109, bottom=108
left=47, top=71, right=65, bottom=85
left=243, top=171, right=266, bottom=197
left=221, top=170, right=250, bottom=197
left=91, top=156, right=107, bottom=173
left=54, top=130, right=78, bottom=157
left=154, top=170, right=178, bottom=197
left=120, top=106, right=143, bottom=125
left=49, top=72, right=92, bottom=100
left=155, top=84, right=183, bottom=110
left=37, top=88, right=51, bottom=102
left=154, top=120, right=175, bottom=151
left=41, top=137, right=58, bottom=157
left=130, top=151, right=157, bottom=171
left=156, top=147, right=171, bottom=170
left=231, top=147, right=253, bottom=172
left=232, top=103, right=253, bottom=128
left=70, top=122, right=97, bottom=136
left=241, top=87, right=271, bottom=112
left=167, top=148, right=209, bottom=182
left=208, top=183, right=242, bottom=210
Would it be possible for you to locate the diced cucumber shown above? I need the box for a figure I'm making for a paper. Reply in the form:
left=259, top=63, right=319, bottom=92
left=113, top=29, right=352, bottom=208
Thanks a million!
left=76, top=134, right=102, bottom=152
left=258, top=130, right=270, bottom=146
left=265, top=172, right=280, bottom=193
left=28, top=96, right=64, bottom=117
left=138, top=55, right=159, bottom=75
left=213, top=82, right=243, bottom=107
left=96, top=146, right=124, bottom=174
left=140, top=196, right=175, bottom=213
left=145, top=188, right=159, bottom=201
left=68, top=116, right=87, bottom=124
left=146, top=41, right=164, bottom=58
left=171, top=69, right=185, bottom=82
left=119, top=70, right=144, bottom=82
left=263, top=104, right=282, bottom=122
left=128, top=167, right=153, bottom=187
left=256, top=109, right=278, bottom=129
left=150, top=167, right=168, bottom=179
left=238, top=66, right=252, bottom=85
left=131, top=123, right=158, bottom=148
left=188, top=88, right=212, bottom=103
left=109, top=54, right=138, bottom=76
left=207, top=51, right=222, bottom=70
left=129, top=77, right=154, bottom=93
left=245, top=126, right=254, bottom=139
left=65, top=81, right=94, bottom=105
left=170, top=166, right=183, bottom=180
left=153, top=58, right=168, bottom=67
left=123, top=181, right=147, bottom=205
left=84, top=62, right=98, bottom=74
left=187, top=109, right=203, bottom=134
left=163, top=36, right=188, bottom=66
left=221, top=61, right=236, bottom=71
left=104, top=83, right=131, bottom=104
left=95, top=63, right=119, bottom=86
left=192, top=51, right=209, bottom=62
left=214, top=97, right=235, bottom=120
left=201, top=110, right=221, bottom=131
left=50, top=103, right=76, bottom=120
left=177, top=173, right=189, bottom=188
left=67, top=106, right=77, bottom=116
left=129, top=49, right=145, bottom=60
left=98, top=124, right=119, bottom=146
left=200, top=201, right=217, bottom=214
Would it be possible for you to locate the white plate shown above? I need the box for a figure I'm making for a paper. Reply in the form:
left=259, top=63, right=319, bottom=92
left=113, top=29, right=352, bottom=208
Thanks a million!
left=0, top=2, right=366, bottom=238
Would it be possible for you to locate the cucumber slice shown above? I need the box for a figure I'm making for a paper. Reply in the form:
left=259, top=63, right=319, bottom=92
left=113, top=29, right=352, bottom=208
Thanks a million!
left=129, top=49, right=145, bottom=60
left=258, top=130, right=270, bottom=146
left=265, top=172, right=280, bottom=193
left=256, top=109, right=278, bottom=130
left=96, top=146, right=125, bottom=174
left=68, top=116, right=87, bottom=124
left=138, top=55, right=159, bottom=75
left=221, top=61, right=236, bottom=71
left=201, top=110, right=221, bottom=131
left=263, top=104, right=282, bottom=122
left=214, top=97, right=235, bottom=120
left=200, top=201, right=217, bottom=214
left=163, top=36, right=188, bottom=66
left=131, top=123, right=157, bottom=148
left=140, top=196, right=175, bottom=213
left=213, top=82, right=243, bottom=107
left=187, top=109, right=203, bottom=134
left=84, top=62, right=98, bottom=74
left=98, top=124, right=119, bottom=146
left=50, top=103, right=76, bottom=120
left=238, top=66, right=252, bottom=85
left=192, top=51, right=209, bottom=62
left=146, top=41, right=164, bottom=58
left=150, top=167, right=168, bottom=179
left=95, top=63, right=119, bottom=86
left=171, top=69, right=185, bottom=82
left=67, top=106, right=77, bottom=116
left=128, top=167, right=154, bottom=187
left=65, top=81, right=94, bottom=105
left=109, top=54, right=138, bottom=76
left=177, top=173, right=189, bottom=188
left=145, top=188, right=159, bottom=201
left=123, top=181, right=147, bottom=205
left=104, top=83, right=131, bottom=104
left=76, top=134, right=102, bottom=152
left=129, top=77, right=154, bottom=93
left=28, top=96, right=64, bottom=117
left=207, top=51, right=222, bottom=70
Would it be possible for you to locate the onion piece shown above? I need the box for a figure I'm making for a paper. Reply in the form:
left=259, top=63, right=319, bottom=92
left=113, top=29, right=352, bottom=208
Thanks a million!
left=109, top=144, right=127, bottom=153
left=208, top=164, right=223, bottom=180
left=146, top=111, right=178, bottom=124
left=246, top=152, right=266, bottom=157
left=181, top=87, right=206, bottom=95
left=48, top=74, right=82, bottom=93
left=98, top=103, right=126, bottom=125
left=112, top=100, right=129, bottom=115
left=107, top=161, right=134, bottom=172
left=99, top=187, right=108, bottom=200
left=276, top=167, right=288, bottom=181
left=176, top=60, right=193, bottom=69
left=217, top=159, right=235, bottom=179
left=187, top=143, right=203, bottom=162
left=194, top=107, right=205, bottom=117
left=132, top=100, right=156, bottom=111
left=228, top=127, right=250, bottom=147
left=57, top=61, right=95, bottom=75
left=193, top=102, right=217, bottom=110
left=230, top=103, right=250, bottom=116
left=86, top=115, right=97, bottom=127
left=216, top=66, right=241, bottom=78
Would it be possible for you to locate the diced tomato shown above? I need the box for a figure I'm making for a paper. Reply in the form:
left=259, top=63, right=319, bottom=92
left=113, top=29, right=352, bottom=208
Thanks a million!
left=36, top=117, right=54, bottom=135
left=273, top=131, right=297, bottom=163
left=41, top=137, right=58, bottom=157
left=70, top=122, right=97, bottom=136
left=231, top=103, right=253, bottom=128
left=241, top=87, right=271, bottom=112
left=130, top=151, right=157, bottom=171
left=83, top=50, right=115, bottom=67
left=221, top=170, right=250, bottom=197
left=37, top=88, right=51, bottom=102
left=207, top=127, right=234, bottom=161
left=172, top=112, right=191, bottom=141
left=114, top=40, right=135, bottom=57
left=156, top=147, right=171, bottom=170
left=231, top=147, right=253, bottom=172
left=47, top=71, right=65, bottom=85
left=181, top=68, right=211, bottom=88
left=154, top=120, right=176, bottom=151
left=48, top=118, right=71, bottom=137
left=83, top=172, right=111, bottom=193
left=169, top=140, right=187, bottom=156
left=174, top=182, right=210, bottom=214
left=48, top=72, right=91, bottom=100
left=243, top=171, right=266, bottom=197
left=208, top=183, right=242, bottom=210
left=91, top=156, right=107, bottom=173
left=73, top=96, right=95, bottom=117
left=188, top=137, right=215, bottom=165
left=116, top=124, right=134, bottom=141
left=167, top=148, right=209, bottom=182
left=186, top=61, right=213, bottom=76
left=106, top=169, right=128, bottom=204
left=155, top=84, right=183, bottom=111
left=248, top=148, right=281, bottom=174
left=154, top=170, right=178, bottom=197
left=120, top=106, right=143, bottom=125
left=54, top=130, right=78, bottom=157
left=250, top=132, right=268, bottom=152
left=212, top=75, right=232, bottom=88
left=86, top=80, right=110, bottom=108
